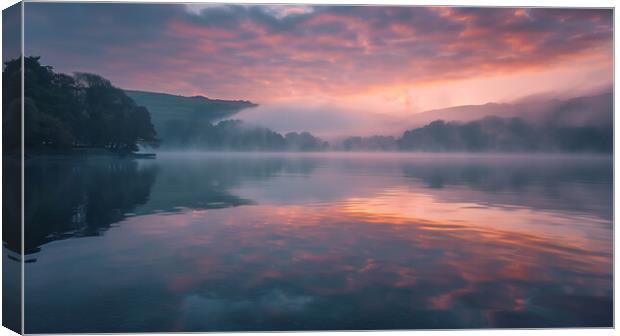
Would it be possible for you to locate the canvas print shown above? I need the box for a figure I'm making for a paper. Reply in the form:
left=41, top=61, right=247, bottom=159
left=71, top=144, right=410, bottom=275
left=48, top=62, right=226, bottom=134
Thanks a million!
left=2, top=2, right=614, bottom=333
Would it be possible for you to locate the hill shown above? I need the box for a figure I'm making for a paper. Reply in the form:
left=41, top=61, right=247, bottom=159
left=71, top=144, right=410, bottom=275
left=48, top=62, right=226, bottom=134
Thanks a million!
left=124, top=90, right=258, bottom=139
left=407, top=92, right=612, bottom=128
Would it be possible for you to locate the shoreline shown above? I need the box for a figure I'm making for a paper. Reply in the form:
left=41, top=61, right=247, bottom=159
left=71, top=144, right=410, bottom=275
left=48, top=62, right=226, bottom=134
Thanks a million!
left=5, top=150, right=612, bottom=158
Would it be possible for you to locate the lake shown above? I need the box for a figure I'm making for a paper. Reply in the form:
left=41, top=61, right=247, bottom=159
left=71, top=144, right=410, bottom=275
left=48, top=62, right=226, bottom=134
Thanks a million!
left=18, top=153, right=613, bottom=332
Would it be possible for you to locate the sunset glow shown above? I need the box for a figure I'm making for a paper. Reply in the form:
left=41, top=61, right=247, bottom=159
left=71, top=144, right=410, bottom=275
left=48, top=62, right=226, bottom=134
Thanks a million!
left=23, top=4, right=612, bottom=136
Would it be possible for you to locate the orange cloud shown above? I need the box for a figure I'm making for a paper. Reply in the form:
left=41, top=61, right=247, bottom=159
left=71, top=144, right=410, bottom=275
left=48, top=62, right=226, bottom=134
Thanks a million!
left=25, top=4, right=613, bottom=116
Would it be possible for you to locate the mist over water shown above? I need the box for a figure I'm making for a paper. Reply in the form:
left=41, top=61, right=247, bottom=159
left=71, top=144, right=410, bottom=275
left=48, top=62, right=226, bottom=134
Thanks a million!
left=21, top=152, right=612, bottom=332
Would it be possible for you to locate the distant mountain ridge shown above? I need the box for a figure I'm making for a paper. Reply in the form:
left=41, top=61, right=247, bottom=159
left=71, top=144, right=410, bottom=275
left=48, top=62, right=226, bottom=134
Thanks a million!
left=124, top=90, right=258, bottom=138
left=124, top=90, right=328, bottom=151
left=408, top=91, right=612, bottom=128
left=122, top=88, right=612, bottom=153
left=336, top=91, right=612, bottom=153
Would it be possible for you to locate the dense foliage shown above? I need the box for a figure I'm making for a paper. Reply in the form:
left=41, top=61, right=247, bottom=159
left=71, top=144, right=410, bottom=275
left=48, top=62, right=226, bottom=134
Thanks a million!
left=3, top=57, right=158, bottom=153
left=163, top=118, right=328, bottom=151
left=338, top=116, right=612, bottom=153
left=398, top=117, right=612, bottom=152
left=337, top=136, right=398, bottom=151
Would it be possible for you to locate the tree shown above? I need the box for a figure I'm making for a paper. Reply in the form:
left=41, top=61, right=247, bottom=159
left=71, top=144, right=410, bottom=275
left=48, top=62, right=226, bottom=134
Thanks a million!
left=2, top=56, right=158, bottom=152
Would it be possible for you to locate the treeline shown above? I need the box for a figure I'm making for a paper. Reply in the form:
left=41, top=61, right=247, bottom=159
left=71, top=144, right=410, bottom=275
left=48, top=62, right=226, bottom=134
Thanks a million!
left=5, top=57, right=328, bottom=153
left=5, top=57, right=611, bottom=154
left=163, top=119, right=328, bottom=151
left=3, top=57, right=158, bottom=153
left=338, top=116, right=612, bottom=153
left=334, top=135, right=398, bottom=151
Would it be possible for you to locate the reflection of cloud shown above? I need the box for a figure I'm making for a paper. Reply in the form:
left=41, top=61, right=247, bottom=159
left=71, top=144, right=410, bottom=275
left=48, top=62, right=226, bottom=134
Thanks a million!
left=232, top=154, right=612, bottom=222
left=399, top=155, right=613, bottom=220
left=184, top=289, right=314, bottom=318
left=150, top=204, right=610, bottom=329
left=24, top=154, right=612, bottom=332
left=31, top=195, right=610, bottom=330
left=340, top=186, right=610, bottom=256
left=179, top=290, right=315, bottom=330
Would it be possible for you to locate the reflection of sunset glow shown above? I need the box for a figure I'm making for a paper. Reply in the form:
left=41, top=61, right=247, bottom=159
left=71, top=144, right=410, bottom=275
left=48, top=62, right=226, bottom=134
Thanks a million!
left=24, top=155, right=612, bottom=331
left=339, top=187, right=610, bottom=255
left=105, top=198, right=610, bottom=327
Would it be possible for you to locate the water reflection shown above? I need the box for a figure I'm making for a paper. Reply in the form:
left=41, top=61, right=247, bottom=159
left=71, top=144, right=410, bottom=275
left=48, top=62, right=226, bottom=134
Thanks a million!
left=400, top=155, right=612, bottom=220
left=3, top=157, right=22, bottom=254
left=3, top=156, right=22, bottom=332
left=23, top=153, right=612, bottom=332
left=135, top=154, right=318, bottom=214
left=22, top=155, right=321, bottom=255
left=23, top=157, right=157, bottom=254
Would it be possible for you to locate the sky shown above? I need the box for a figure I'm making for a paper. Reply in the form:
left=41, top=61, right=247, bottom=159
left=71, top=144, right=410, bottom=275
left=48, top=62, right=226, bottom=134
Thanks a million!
left=24, top=4, right=613, bottom=136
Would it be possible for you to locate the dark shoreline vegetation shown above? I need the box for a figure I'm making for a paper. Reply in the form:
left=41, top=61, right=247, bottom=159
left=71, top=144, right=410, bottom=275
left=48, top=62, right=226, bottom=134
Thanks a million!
left=3, top=56, right=613, bottom=154
left=340, top=117, right=612, bottom=152
left=3, top=57, right=158, bottom=154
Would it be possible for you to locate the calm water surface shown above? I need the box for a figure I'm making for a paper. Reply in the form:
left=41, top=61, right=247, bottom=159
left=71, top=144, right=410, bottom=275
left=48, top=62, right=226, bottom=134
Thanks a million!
left=21, top=153, right=612, bottom=332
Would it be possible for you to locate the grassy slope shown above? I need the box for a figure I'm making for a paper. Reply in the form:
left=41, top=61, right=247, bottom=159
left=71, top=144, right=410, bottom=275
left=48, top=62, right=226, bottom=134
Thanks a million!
left=125, top=90, right=258, bottom=135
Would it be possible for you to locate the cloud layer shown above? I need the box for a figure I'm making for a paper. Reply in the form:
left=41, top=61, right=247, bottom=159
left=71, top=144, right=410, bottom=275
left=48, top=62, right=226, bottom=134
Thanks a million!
left=23, top=4, right=613, bottom=132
